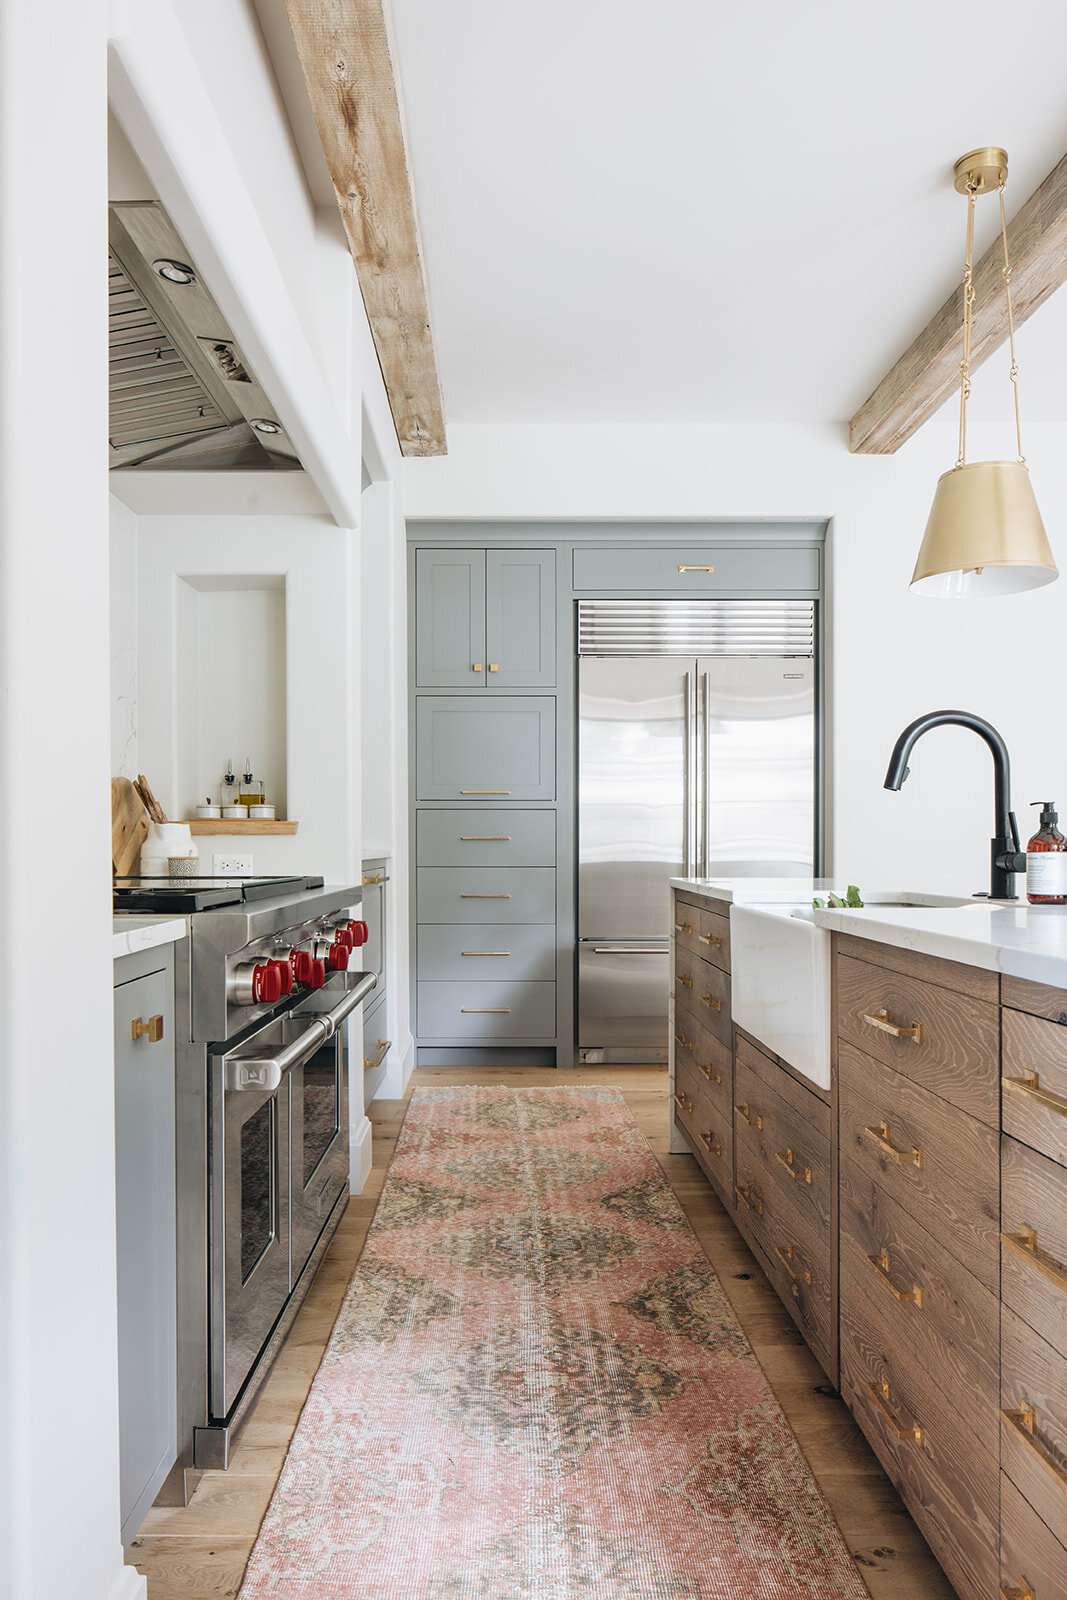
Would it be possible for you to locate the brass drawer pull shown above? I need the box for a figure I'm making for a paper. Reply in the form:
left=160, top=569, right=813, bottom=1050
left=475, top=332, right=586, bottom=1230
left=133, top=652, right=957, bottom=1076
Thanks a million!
left=1001, top=1582, right=1037, bottom=1600
left=1004, top=1069, right=1067, bottom=1119
left=459, top=834, right=512, bottom=841
left=673, top=921, right=694, bottom=935
left=461, top=1007, right=512, bottom=1014
left=700, top=992, right=722, bottom=1012
left=488, top=663, right=500, bottom=673
left=863, top=1120, right=923, bottom=1168
left=472, top=662, right=484, bottom=672
left=461, top=951, right=511, bottom=957
left=459, top=789, right=511, bottom=796
left=868, top=1376, right=923, bottom=1446
left=677, top=563, right=716, bottom=574
left=460, top=892, right=512, bottom=899
left=776, top=1242, right=813, bottom=1286
left=735, top=1181, right=764, bottom=1216
left=1003, top=1402, right=1067, bottom=1493
left=677, top=972, right=694, bottom=989
left=697, top=1060, right=722, bottom=1086
left=131, top=1014, right=165, bottom=1043
left=362, top=872, right=387, bottom=885
left=775, top=1147, right=813, bottom=1184
left=699, top=1129, right=723, bottom=1159
left=673, top=1090, right=695, bottom=1115
left=735, top=1102, right=764, bottom=1130
left=1003, top=1225, right=1067, bottom=1293
left=698, top=931, right=724, bottom=948
left=673, top=1030, right=693, bottom=1052
left=862, top=1007, right=923, bottom=1044
left=363, top=1038, right=390, bottom=1071
left=867, top=1247, right=924, bottom=1307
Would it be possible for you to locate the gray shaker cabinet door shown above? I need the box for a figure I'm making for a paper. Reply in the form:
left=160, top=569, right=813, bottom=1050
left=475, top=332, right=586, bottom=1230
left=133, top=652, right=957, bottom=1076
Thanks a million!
left=416, top=548, right=486, bottom=687
left=416, top=697, right=556, bottom=800
left=485, top=549, right=556, bottom=686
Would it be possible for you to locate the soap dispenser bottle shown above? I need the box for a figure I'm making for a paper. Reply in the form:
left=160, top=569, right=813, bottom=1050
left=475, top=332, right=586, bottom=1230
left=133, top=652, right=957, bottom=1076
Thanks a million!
left=1026, top=801, right=1067, bottom=905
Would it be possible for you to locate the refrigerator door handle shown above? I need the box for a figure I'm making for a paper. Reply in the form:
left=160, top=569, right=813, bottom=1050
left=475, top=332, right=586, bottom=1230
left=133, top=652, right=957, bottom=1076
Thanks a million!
left=683, top=670, right=694, bottom=876
left=700, top=670, right=711, bottom=877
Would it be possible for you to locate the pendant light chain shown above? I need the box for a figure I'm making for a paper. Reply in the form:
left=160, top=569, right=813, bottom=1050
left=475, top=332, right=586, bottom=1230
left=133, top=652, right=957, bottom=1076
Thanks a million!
left=956, top=186, right=977, bottom=467
left=998, top=181, right=1025, bottom=463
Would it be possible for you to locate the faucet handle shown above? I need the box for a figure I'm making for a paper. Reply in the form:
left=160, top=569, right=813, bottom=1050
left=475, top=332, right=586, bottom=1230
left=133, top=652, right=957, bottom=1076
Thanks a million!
left=1009, top=810, right=1021, bottom=851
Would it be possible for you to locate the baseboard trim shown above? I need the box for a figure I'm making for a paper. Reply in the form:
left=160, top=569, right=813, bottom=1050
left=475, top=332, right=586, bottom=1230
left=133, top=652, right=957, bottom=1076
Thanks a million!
left=349, top=1113, right=374, bottom=1194
left=109, top=1561, right=148, bottom=1600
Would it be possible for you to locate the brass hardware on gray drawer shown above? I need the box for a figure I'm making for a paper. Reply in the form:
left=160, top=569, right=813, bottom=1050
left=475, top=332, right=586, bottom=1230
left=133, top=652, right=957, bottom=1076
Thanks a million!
left=363, top=1038, right=390, bottom=1071
left=868, top=1376, right=924, bottom=1445
left=460, top=892, right=512, bottom=900
left=735, top=1181, right=764, bottom=1216
left=867, top=1247, right=924, bottom=1307
left=461, top=950, right=511, bottom=958
left=735, top=1101, right=764, bottom=1130
left=459, top=835, right=512, bottom=842
left=472, top=662, right=483, bottom=672
left=131, top=1014, right=164, bottom=1043
left=700, top=1128, right=723, bottom=1159
left=863, top=1007, right=924, bottom=1043
left=1003, top=1225, right=1067, bottom=1292
left=673, top=1089, right=695, bottom=1115
left=459, top=788, right=511, bottom=795
left=1002, top=1402, right=1067, bottom=1492
left=776, top=1242, right=813, bottom=1286
left=863, top=1119, right=924, bottom=1168
left=488, top=663, right=500, bottom=672
left=700, top=992, right=722, bottom=1012
left=775, top=1147, right=813, bottom=1184
left=362, top=872, right=388, bottom=885
left=460, top=1007, right=512, bottom=1014
left=1004, top=1069, right=1067, bottom=1120
left=677, top=563, right=716, bottom=573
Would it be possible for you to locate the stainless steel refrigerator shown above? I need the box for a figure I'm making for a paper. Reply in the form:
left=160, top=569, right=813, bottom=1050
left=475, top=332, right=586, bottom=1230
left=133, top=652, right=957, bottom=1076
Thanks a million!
left=577, top=599, right=817, bottom=1063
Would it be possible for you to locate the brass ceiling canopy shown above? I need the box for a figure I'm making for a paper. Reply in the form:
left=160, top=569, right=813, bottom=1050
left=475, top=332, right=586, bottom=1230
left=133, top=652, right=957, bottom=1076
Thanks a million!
left=911, top=147, right=1057, bottom=598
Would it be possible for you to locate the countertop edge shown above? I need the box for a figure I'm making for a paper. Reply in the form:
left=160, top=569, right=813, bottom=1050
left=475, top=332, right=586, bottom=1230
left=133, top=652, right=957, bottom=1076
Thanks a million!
left=811, top=906, right=1067, bottom=989
left=113, top=917, right=188, bottom=961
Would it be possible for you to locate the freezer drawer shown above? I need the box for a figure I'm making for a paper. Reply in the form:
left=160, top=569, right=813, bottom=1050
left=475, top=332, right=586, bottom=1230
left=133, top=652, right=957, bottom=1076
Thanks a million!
left=417, top=867, right=556, bottom=924
left=417, top=808, right=556, bottom=867
left=417, top=923, right=556, bottom=981
left=578, top=942, right=671, bottom=1064
left=418, top=980, right=556, bottom=1040
left=415, top=696, right=556, bottom=800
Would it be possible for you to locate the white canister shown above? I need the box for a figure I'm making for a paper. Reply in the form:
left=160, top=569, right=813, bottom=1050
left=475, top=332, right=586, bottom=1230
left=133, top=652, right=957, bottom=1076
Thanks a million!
left=141, top=820, right=199, bottom=877
left=222, top=804, right=249, bottom=820
left=249, top=803, right=276, bottom=820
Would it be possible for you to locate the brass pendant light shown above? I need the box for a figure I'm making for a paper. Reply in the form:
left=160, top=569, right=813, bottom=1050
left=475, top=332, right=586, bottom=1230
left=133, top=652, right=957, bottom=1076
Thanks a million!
left=911, top=147, right=1057, bottom=597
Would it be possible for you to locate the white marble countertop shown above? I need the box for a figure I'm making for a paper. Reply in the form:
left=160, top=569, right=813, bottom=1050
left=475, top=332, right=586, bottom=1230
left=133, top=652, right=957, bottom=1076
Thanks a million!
left=113, top=914, right=187, bottom=960
left=811, top=901, right=1067, bottom=990
left=670, top=876, right=840, bottom=904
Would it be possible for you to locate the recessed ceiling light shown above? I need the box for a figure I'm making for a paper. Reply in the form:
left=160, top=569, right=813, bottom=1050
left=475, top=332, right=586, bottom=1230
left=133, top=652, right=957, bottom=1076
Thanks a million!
left=152, top=258, right=196, bottom=286
left=250, top=418, right=282, bottom=435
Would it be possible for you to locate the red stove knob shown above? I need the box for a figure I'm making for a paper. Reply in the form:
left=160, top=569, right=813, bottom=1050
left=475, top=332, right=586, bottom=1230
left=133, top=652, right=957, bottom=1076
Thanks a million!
left=269, top=958, right=293, bottom=996
left=291, top=950, right=313, bottom=985
left=328, top=943, right=349, bottom=971
left=334, top=926, right=354, bottom=951
left=347, top=919, right=369, bottom=948
left=251, top=962, right=282, bottom=1005
left=304, top=957, right=326, bottom=990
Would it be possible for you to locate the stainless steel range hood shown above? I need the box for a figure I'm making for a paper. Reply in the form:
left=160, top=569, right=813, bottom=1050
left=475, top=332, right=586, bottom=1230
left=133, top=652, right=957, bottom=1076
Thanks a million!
left=109, top=202, right=300, bottom=472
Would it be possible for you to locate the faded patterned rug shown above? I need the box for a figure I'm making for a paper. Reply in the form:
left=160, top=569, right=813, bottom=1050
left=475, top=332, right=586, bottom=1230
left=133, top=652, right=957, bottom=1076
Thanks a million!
left=239, top=1087, right=868, bottom=1599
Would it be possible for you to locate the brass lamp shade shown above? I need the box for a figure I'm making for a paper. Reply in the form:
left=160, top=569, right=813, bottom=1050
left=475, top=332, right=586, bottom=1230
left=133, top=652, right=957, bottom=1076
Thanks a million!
left=911, top=460, right=1057, bottom=598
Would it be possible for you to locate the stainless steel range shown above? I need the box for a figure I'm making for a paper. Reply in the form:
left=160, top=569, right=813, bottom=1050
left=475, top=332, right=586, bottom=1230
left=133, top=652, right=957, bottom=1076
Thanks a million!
left=115, top=876, right=376, bottom=1487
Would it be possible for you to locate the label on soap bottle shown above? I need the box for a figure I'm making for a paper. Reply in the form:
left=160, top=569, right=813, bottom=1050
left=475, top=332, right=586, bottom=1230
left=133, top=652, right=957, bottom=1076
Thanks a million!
left=1027, top=851, right=1067, bottom=896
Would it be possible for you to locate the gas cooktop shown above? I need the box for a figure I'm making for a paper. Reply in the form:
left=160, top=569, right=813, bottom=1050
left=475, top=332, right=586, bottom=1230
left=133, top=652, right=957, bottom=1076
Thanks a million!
left=113, top=875, right=325, bottom=913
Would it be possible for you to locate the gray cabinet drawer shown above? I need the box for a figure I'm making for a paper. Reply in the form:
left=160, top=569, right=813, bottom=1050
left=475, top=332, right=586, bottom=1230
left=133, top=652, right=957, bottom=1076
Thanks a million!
left=417, top=867, right=556, bottom=924
left=362, top=992, right=391, bottom=1075
left=415, top=548, right=485, bottom=686
left=571, top=545, right=820, bottom=592
left=485, top=549, right=556, bottom=687
left=418, top=980, right=556, bottom=1039
left=416, top=696, right=556, bottom=801
left=417, top=808, right=556, bottom=867
left=418, top=924, right=555, bottom=981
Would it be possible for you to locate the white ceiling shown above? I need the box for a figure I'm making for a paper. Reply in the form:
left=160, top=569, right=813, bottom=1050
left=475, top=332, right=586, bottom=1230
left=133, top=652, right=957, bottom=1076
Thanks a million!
left=381, top=0, right=1067, bottom=426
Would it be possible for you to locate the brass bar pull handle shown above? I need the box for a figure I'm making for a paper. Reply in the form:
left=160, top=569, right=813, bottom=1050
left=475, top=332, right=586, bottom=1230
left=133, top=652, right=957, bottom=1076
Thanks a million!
left=460, top=892, right=512, bottom=899
left=363, top=1038, right=390, bottom=1071
left=673, top=1031, right=693, bottom=1051
left=1001, top=1582, right=1037, bottom=1600
left=775, top=1148, right=813, bottom=1184
left=459, top=789, right=511, bottom=796
left=867, top=1247, right=924, bottom=1307
left=699, top=1129, right=723, bottom=1158
left=700, top=992, right=722, bottom=1012
left=1003, top=1402, right=1067, bottom=1493
left=862, top=1007, right=923, bottom=1043
left=677, top=564, right=716, bottom=573
left=868, top=1377, right=923, bottom=1445
left=131, top=1014, right=165, bottom=1043
left=735, top=1182, right=764, bottom=1216
left=698, top=932, right=723, bottom=948
left=361, top=872, right=388, bottom=885
left=673, top=1090, right=695, bottom=1115
left=677, top=973, right=694, bottom=989
left=863, top=1120, right=923, bottom=1168
left=461, top=1007, right=512, bottom=1014
left=1003, top=1224, right=1067, bottom=1292
left=459, top=835, right=512, bottom=841
left=461, top=951, right=511, bottom=957
left=776, top=1242, right=813, bottom=1286
left=697, top=1060, right=722, bottom=1085
left=1004, top=1069, right=1067, bottom=1120
left=735, top=1102, right=764, bottom=1130
left=472, top=662, right=483, bottom=672
left=673, top=921, right=694, bottom=935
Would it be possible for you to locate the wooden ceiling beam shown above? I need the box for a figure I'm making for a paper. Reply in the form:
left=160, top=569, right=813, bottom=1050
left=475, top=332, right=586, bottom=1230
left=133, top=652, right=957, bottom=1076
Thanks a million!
left=285, top=0, right=446, bottom=456
left=849, top=150, right=1067, bottom=454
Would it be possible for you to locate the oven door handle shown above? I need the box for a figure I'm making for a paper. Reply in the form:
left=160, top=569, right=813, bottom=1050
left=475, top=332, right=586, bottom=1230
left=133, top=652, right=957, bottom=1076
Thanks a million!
left=317, top=970, right=378, bottom=1037
left=224, top=973, right=378, bottom=1092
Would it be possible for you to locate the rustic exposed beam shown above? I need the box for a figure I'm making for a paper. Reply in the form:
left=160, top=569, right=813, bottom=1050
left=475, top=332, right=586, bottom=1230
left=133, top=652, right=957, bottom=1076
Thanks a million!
left=850, top=151, right=1067, bottom=454
left=285, top=0, right=446, bottom=456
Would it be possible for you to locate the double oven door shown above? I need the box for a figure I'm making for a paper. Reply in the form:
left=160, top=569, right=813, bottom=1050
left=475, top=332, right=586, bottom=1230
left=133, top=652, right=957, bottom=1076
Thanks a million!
left=209, top=990, right=350, bottom=1420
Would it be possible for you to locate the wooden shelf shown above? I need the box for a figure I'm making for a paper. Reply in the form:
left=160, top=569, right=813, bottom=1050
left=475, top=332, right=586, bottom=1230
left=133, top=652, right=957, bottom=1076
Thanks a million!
left=186, top=818, right=299, bottom=836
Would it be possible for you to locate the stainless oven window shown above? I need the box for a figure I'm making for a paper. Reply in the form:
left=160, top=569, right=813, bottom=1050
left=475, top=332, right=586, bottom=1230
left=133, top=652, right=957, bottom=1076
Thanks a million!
left=239, top=1099, right=276, bottom=1283
left=301, top=1044, right=340, bottom=1185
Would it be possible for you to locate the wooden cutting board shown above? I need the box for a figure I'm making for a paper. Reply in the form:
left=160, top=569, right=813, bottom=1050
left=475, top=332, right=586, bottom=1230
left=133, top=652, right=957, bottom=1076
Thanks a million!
left=112, top=777, right=148, bottom=877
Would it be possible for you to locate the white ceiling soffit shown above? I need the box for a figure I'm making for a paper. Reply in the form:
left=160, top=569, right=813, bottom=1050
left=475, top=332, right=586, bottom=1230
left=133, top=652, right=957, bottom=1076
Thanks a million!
left=387, top=0, right=1067, bottom=426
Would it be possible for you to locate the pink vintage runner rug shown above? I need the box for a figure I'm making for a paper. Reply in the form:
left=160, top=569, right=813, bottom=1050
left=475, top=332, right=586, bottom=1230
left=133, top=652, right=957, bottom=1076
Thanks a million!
left=239, top=1086, right=868, bottom=1599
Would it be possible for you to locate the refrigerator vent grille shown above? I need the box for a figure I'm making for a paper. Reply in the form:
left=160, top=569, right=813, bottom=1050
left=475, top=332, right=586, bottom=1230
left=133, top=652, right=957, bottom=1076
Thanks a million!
left=577, top=599, right=815, bottom=656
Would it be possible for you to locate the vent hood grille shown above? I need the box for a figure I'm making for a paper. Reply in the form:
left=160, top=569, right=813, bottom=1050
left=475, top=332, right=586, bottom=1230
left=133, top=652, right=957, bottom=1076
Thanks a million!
left=578, top=599, right=816, bottom=656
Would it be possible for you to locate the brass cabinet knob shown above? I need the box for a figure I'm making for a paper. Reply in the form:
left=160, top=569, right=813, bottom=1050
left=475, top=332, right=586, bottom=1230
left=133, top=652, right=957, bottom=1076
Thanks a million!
left=131, top=1014, right=165, bottom=1044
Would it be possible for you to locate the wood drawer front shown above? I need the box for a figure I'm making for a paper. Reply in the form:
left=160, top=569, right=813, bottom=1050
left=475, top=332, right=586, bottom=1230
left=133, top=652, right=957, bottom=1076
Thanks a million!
left=674, top=1066, right=734, bottom=1201
left=417, top=808, right=556, bottom=868
left=416, top=923, right=555, bottom=982
left=1001, top=1304, right=1067, bottom=1549
left=672, top=902, right=703, bottom=960
left=840, top=1156, right=998, bottom=1412
left=416, top=980, right=555, bottom=1040
left=1003, top=1007, right=1067, bottom=1170
left=1000, top=1472, right=1067, bottom=1600
left=675, top=948, right=731, bottom=1045
left=836, top=952, right=999, bottom=1125
left=673, top=1015, right=732, bottom=1119
left=417, top=867, right=556, bottom=924
left=696, top=909, right=731, bottom=973
left=735, top=1030, right=832, bottom=1142
left=839, top=1042, right=999, bottom=1291
left=1002, top=1135, right=1067, bottom=1356
left=840, top=1318, right=998, bottom=1600
left=733, top=1055, right=831, bottom=1238
left=835, top=932, right=999, bottom=1003
left=1002, top=973, right=1067, bottom=1025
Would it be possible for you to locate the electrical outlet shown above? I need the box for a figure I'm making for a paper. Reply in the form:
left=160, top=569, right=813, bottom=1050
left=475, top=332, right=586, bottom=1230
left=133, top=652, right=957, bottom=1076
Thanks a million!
left=213, top=851, right=253, bottom=877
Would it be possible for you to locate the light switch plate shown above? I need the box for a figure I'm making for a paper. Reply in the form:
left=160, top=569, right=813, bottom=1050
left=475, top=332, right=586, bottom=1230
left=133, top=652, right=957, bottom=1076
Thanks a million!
left=213, top=851, right=253, bottom=876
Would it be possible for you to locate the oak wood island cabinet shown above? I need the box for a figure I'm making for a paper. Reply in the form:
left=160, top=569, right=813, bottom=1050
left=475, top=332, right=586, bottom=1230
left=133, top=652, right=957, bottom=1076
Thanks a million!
left=670, top=884, right=1067, bottom=1600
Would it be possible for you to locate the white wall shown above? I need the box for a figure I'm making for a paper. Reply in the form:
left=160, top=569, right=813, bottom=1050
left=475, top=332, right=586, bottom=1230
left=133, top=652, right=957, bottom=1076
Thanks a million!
left=110, top=495, right=139, bottom=779
left=405, top=413, right=1067, bottom=897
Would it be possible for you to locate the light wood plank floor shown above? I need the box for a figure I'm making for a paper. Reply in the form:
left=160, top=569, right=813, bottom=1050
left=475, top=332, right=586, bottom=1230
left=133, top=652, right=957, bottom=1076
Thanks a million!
left=131, top=1068, right=954, bottom=1599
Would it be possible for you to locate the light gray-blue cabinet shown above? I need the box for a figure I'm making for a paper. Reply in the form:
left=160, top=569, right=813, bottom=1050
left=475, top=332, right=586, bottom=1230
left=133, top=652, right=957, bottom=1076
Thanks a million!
left=416, top=697, right=556, bottom=801
left=417, top=979, right=556, bottom=1040
left=417, top=924, right=556, bottom=982
left=415, top=548, right=556, bottom=688
left=114, top=946, right=177, bottom=1548
left=416, top=808, right=556, bottom=868
left=415, top=548, right=486, bottom=686
left=417, top=866, right=557, bottom=924
left=571, top=544, right=820, bottom=592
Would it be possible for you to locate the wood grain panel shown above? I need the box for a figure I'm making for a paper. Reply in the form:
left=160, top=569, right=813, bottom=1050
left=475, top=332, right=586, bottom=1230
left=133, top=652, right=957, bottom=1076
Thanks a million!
left=675, top=947, right=731, bottom=1046
left=735, top=1030, right=832, bottom=1141
left=1002, top=1006, right=1067, bottom=1169
left=1002, top=1134, right=1067, bottom=1355
left=839, top=1042, right=1000, bottom=1289
left=696, top=909, right=731, bottom=973
left=734, top=1054, right=831, bottom=1240
left=1001, top=1304, right=1067, bottom=1548
left=999, top=1471, right=1067, bottom=1600
left=671, top=903, right=703, bottom=961
left=834, top=933, right=999, bottom=1003
left=837, top=952, right=999, bottom=1124
left=675, top=1014, right=732, bottom=1119
left=675, top=890, right=731, bottom=919
left=1002, top=973, right=1067, bottom=1024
